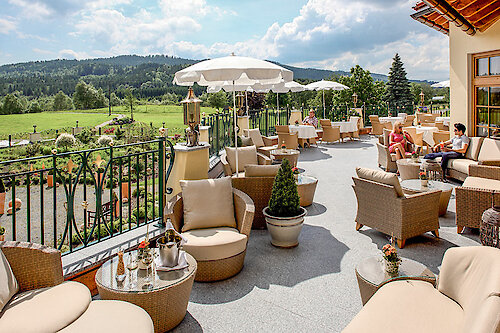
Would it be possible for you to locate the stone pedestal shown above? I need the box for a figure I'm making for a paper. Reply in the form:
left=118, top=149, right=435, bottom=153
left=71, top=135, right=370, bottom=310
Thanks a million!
left=72, top=127, right=83, bottom=135
left=237, top=116, right=250, bottom=133
left=289, top=111, right=303, bottom=125
left=29, top=133, right=41, bottom=143
left=199, top=126, right=210, bottom=143
left=166, top=143, right=210, bottom=201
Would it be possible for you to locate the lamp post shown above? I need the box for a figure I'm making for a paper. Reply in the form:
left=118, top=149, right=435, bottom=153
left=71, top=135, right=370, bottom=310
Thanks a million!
left=420, top=90, right=425, bottom=107
left=352, top=92, right=358, bottom=108
left=181, top=87, right=202, bottom=147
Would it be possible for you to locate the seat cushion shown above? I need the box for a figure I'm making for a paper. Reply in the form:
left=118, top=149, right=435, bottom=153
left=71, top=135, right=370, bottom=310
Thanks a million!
left=225, top=146, right=258, bottom=173
left=240, top=136, right=253, bottom=147
left=343, top=280, right=463, bottom=333
left=0, top=281, right=91, bottom=333
left=356, top=167, right=404, bottom=197
left=463, top=176, right=500, bottom=192
left=478, top=138, right=500, bottom=162
left=244, top=164, right=280, bottom=177
left=59, top=300, right=154, bottom=333
left=180, top=177, right=236, bottom=232
left=0, top=249, right=18, bottom=312
left=246, top=128, right=265, bottom=147
left=448, top=158, right=478, bottom=175
left=182, top=227, right=247, bottom=261
left=465, top=137, right=485, bottom=161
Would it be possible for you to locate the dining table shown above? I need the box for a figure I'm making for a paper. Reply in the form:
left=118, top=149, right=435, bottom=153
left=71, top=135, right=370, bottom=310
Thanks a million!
left=406, top=126, right=439, bottom=146
left=379, top=116, right=404, bottom=125
left=435, top=117, right=450, bottom=126
left=288, top=124, right=317, bottom=139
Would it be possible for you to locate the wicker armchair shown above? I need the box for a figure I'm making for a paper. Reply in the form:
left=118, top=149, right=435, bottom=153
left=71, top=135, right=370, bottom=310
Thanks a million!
left=369, top=115, right=388, bottom=135
left=353, top=170, right=440, bottom=248
left=277, top=132, right=299, bottom=150
left=166, top=188, right=255, bottom=282
left=221, top=147, right=271, bottom=177
left=319, top=119, right=341, bottom=143
left=455, top=164, right=500, bottom=233
left=243, top=128, right=278, bottom=157
left=433, top=130, right=450, bottom=145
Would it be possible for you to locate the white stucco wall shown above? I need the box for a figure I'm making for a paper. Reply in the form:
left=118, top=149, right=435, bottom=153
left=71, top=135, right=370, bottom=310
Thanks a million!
left=449, top=20, right=500, bottom=135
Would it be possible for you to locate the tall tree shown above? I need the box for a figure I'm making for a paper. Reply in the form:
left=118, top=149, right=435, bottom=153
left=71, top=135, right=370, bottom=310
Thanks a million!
left=125, top=88, right=136, bottom=120
left=1, top=94, right=23, bottom=114
left=331, top=65, right=386, bottom=106
left=385, top=54, right=413, bottom=106
left=53, top=91, right=74, bottom=110
left=207, top=91, right=228, bottom=110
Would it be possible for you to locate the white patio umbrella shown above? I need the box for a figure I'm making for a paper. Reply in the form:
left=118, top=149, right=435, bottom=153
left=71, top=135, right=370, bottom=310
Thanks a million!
left=174, top=55, right=293, bottom=176
left=431, top=80, right=450, bottom=88
left=305, top=80, right=349, bottom=118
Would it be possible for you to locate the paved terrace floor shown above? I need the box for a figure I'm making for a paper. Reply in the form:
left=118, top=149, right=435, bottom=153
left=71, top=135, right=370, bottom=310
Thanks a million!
left=172, top=135, right=480, bottom=333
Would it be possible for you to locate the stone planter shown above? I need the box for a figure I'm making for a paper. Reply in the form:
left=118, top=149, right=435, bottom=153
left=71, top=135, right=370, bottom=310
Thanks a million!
left=0, top=192, right=5, bottom=215
left=263, top=207, right=307, bottom=248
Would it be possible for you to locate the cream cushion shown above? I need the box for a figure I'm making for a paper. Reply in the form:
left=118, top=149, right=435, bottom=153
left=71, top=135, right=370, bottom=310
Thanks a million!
left=0, top=249, right=18, bottom=312
left=246, top=128, right=265, bottom=147
left=244, top=164, right=280, bottom=177
left=59, top=300, right=154, bottom=333
left=447, top=159, right=478, bottom=175
left=180, top=177, right=236, bottom=232
left=182, top=227, right=247, bottom=261
left=343, top=280, right=463, bottom=333
left=225, top=146, right=258, bottom=173
left=356, top=167, right=404, bottom=197
left=465, top=137, right=485, bottom=161
left=0, top=281, right=91, bottom=333
left=240, top=136, right=253, bottom=147
left=478, top=138, right=500, bottom=162
left=462, top=176, right=500, bottom=192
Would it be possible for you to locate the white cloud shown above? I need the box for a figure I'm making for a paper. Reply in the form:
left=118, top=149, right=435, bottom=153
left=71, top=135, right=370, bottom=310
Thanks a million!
left=0, top=17, right=17, bottom=34
left=58, top=49, right=90, bottom=60
left=33, top=48, right=53, bottom=55
left=8, top=0, right=52, bottom=19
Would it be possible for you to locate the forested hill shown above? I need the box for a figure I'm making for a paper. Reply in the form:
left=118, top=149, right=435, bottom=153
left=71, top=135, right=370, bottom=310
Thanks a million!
left=0, top=54, right=429, bottom=99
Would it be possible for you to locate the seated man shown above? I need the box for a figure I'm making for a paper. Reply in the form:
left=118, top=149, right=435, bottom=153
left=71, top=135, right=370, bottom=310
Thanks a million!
left=302, top=110, right=318, bottom=128
left=424, top=123, right=469, bottom=177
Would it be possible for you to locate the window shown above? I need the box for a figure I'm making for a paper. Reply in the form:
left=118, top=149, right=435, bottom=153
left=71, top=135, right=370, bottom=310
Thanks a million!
left=473, top=51, right=500, bottom=139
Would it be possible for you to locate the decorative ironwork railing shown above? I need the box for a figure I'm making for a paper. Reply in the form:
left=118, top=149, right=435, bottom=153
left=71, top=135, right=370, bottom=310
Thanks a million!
left=0, top=138, right=174, bottom=255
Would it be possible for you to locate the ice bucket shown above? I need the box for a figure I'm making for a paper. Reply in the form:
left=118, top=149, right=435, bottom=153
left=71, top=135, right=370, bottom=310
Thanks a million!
left=158, top=241, right=180, bottom=267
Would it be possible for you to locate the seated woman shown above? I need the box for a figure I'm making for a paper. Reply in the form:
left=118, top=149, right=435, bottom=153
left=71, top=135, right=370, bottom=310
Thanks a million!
left=389, top=121, right=414, bottom=160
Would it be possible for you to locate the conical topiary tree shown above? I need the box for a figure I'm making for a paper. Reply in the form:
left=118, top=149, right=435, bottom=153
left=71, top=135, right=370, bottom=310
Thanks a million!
left=385, top=53, right=413, bottom=107
left=268, top=159, right=301, bottom=217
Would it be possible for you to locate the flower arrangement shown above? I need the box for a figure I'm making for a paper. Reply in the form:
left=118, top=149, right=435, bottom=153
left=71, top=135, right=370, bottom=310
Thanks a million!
left=382, top=244, right=401, bottom=276
left=411, top=151, right=418, bottom=159
left=419, top=171, right=428, bottom=180
left=281, top=143, right=286, bottom=150
left=295, top=120, right=299, bottom=125
left=103, top=127, right=115, bottom=134
left=137, top=240, right=150, bottom=260
left=292, top=167, right=300, bottom=175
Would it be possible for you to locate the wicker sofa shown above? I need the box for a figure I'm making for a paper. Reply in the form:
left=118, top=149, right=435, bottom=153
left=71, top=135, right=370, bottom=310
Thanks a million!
left=221, top=145, right=272, bottom=177
left=456, top=164, right=500, bottom=233
left=353, top=167, right=440, bottom=248
left=343, top=246, right=500, bottom=333
left=0, top=241, right=153, bottom=333
left=166, top=178, right=255, bottom=282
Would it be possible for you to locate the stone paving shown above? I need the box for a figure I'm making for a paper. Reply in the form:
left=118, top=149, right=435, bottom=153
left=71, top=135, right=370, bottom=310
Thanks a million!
left=172, top=135, right=479, bottom=333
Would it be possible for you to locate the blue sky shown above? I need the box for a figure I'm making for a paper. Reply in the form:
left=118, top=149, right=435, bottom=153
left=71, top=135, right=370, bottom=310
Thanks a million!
left=0, top=0, right=449, bottom=80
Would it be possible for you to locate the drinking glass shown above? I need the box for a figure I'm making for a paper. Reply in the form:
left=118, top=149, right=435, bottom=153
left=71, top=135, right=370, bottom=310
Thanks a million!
left=140, top=250, right=155, bottom=290
left=126, top=253, right=138, bottom=288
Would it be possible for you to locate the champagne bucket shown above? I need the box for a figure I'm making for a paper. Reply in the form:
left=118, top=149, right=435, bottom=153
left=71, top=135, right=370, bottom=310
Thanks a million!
left=158, top=241, right=180, bottom=267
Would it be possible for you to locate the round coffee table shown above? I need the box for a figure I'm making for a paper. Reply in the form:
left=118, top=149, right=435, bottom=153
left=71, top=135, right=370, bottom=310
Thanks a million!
left=355, top=256, right=435, bottom=305
left=270, top=148, right=300, bottom=168
left=96, top=249, right=197, bottom=333
left=396, top=159, right=421, bottom=180
left=296, top=175, right=318, bottom=206
left=401, top=179, right=454, bottom=216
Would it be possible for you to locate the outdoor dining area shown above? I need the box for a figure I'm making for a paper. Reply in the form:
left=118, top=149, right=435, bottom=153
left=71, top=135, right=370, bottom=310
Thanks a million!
left=0, top=54, right=499, bottom=333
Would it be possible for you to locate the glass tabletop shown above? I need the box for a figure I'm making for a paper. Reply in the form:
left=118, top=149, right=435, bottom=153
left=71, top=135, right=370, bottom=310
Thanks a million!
left=95, top=249, right=196, bottom=293
left=296, top=174, right=317, bottom=185
left=356, top=256, right=435, bottom=286
left=401, top=179, right=454, bottom=192
left=270, top=149, right=300, bottom=156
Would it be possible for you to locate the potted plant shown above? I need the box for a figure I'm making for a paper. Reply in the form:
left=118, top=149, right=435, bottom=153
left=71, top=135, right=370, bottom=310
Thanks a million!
left=0, top=178, right=5, bottom=215
left=263, top=159, right=307, bottom=247
left=292, top=167, right=300, bottom=181
left=0, top=226, right=4, bottom=241
left=419, top=171, right=428, bottom=187
left=411, top=151, right=419, bottom=162
left=382, top=244, right=401, bottom=277
left=295, top=120, right=299, bottom=126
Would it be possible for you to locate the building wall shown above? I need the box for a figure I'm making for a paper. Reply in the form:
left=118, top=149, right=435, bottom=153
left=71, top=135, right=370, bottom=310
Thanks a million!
left=449, top=20, right=500, bottom=136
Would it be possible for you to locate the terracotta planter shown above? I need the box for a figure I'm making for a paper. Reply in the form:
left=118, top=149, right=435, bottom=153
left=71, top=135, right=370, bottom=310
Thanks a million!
left=263, top=207, right=307, bottom=248
left=47, top=175, right=54, bottom=188
left=121, top=182, right=129, bottom=200
left=0, top=192, right=5, bottom=215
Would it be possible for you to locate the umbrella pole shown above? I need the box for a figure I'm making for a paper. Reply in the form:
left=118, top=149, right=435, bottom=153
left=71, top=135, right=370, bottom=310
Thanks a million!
left=323, top=90, right=325, bottom=119
left=245, top=91, right=248, bottom=115
left=276, top=92, right=279, bottom=123
left=233, top=81, right=238, bottom=178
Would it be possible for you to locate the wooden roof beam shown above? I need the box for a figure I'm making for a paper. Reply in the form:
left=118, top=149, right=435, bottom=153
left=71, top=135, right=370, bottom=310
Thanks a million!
left=424, top=0, right=476, bottom=35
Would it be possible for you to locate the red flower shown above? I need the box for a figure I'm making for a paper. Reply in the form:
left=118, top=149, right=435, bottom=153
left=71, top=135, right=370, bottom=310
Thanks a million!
left=138, top=240, right=149, bottom=249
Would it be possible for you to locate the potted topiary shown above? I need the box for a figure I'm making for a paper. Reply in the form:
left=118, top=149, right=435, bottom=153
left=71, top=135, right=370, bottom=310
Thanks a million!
left=0, top=178, right=5, bottom=215
left=263, top=159, right=307, bottom=247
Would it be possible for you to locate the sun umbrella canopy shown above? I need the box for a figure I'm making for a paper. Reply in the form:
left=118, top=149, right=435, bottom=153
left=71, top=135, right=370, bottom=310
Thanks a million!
left=431, top=80, right=450, bottom=88
left=173, top=55, right=293, bottom=86
left=284, top=81, right=307, bottom=92
left=305, top=80, right=348, bottom=91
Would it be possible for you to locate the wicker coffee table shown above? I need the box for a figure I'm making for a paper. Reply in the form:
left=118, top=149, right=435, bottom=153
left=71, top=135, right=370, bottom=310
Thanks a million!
left=96, top=249, right=197, bottom=333
left=355, top=256, right=435, bottom=305
left=270, top=148, right=300, bottom=168
left=296, top=175, right=318, bottom=206
left=401, top=179, right=453, bottom=216
left=421, top=159, right=443, bottom=180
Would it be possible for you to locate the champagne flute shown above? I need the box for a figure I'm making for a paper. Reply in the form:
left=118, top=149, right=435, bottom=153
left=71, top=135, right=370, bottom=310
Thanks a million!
left=141, top=250, right=154, bottom=290
left=126, top=252, right=138, bottom=288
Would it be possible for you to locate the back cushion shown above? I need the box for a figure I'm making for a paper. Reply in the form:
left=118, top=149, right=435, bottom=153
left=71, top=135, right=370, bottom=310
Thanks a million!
left=225, top=146, right=258, bottom=173
left=438, top=246, right=500, bottom=333
left=244, top=164, right=280, bottom=177
left=477, top=138, right=500, bottom=162
left=383, top=128, right=392, bottom=147
left=356, top=167, right=404, bottom=197
left=246, top=128, right=265, bottom=147
left=0, top=249, right=19, bottom=311
left=240, top=136, right=253, bottom=147
left=465, top=137, right=485, bottom=161
left=180, top=177, right=236, bottom=232
left=320, top=119, right=331, bottom=127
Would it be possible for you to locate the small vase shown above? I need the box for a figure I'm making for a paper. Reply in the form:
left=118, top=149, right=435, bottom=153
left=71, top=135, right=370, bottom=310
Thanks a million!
left=421, top=179, right=428, bottom=187
left=385, top=260, right=401, bottom=277
left=115, top=251, right=126, bottom=282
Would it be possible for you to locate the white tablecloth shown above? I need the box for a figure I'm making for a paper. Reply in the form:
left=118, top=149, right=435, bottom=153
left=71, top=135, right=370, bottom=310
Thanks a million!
left=435, top=117, right=450, bottom=126
left=407, top=126, right=439, bottom=145
left=379, top=117, right=404, bottom=125
left=331, top=121, right=358, bottom=133
left=289, top=125, right=317, bottom=139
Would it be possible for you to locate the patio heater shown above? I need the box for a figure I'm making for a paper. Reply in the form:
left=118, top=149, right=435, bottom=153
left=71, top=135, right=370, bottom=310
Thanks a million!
left=352, top=92, right=358, bottom=108
left=181, top=87, right=202, bottom=147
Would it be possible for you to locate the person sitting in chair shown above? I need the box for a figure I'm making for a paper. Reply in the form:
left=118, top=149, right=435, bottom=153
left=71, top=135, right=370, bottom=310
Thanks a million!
left=389, top=121, right=414, bottom=160
left=424, top=123, right=469, bottom=177
left=303, top=110, right=318, bottom=128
